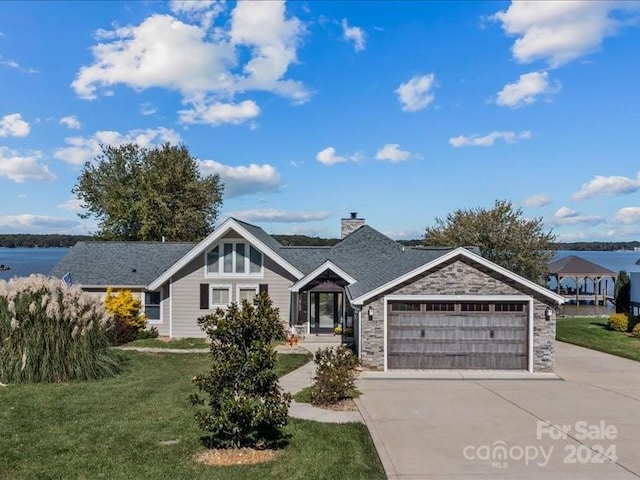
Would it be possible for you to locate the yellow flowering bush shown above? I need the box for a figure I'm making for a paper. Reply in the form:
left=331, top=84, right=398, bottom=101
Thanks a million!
left=104, top=287, right=146, bottom=344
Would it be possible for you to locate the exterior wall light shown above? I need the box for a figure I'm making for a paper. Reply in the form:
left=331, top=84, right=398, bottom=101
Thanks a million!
left=545, top=307, right=554, bottom=321
left=368, top=306, right=374, bottom=321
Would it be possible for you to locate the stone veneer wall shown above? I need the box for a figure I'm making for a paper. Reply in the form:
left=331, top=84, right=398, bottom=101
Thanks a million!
left=341, top=217, right=365, bottom=239
left=359, top=258, right=557, bottom=372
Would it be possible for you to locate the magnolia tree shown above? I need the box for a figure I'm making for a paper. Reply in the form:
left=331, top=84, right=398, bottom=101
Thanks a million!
left=189, top=293, right=290, bottom=449
left=0, top=275, right=122, bottom=383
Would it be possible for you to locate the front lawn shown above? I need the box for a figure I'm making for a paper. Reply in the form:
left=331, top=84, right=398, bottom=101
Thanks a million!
left=556, top=317, right=640, bottom=362
left=125, top=337, right=210, bottom=349
left=1, top=352, right=383, bottom=480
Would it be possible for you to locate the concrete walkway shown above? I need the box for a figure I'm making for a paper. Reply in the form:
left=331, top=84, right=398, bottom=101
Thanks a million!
left=357, top=342, right=640, bottom=479
left=279, top=360, right=363, bottom=423
left=121, top=339, right=362, bottom=424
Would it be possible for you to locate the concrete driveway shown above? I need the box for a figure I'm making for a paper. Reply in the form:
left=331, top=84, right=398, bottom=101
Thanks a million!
left=357, top=342, right=640, bottom=479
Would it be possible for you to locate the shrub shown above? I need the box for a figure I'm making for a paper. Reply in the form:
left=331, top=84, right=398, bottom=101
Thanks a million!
left=0, top=275, right=122, bottom=383
left=104, top=287, right=146, bottom=345
left=614, top=271, right=631, bottom=314
left=311, top=345, right=360, bottom=406
left=631, top=322, right=640, bottom=338
left=607, top=313, right=630, bottom=332
left=189, top=293, right=290, bottom=449
left=135, top=326, right=159, bottom=340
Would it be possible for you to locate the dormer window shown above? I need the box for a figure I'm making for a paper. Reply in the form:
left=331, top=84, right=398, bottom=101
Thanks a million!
left=205, top=241, right=263, bottom=276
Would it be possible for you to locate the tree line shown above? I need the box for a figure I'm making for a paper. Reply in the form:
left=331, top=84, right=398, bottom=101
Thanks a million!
left=0, top=234, right=92, bottom=248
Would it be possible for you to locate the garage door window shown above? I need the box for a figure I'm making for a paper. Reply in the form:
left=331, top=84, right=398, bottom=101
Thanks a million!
left=425, top=302, right=455, bottom=312
left=391, top=302, right=421, bottom=312
left=460, top=303, right=490, bottom=312
left=494, top=303, right=525, bottom=312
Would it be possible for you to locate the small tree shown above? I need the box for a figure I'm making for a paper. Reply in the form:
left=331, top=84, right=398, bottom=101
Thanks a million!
left=614, top=270, right=631, bottom=314
left=189, top=293, right=290, bottom=449
left=104, top=287, right=146, bottom=345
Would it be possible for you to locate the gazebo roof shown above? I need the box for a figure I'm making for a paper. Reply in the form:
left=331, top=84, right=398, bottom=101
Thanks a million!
left=548, top=255, right=616, bottom=277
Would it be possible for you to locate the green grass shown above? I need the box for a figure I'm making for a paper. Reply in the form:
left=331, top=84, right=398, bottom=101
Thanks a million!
left=1, top=352, right=383, bottom=480
left=125, top=337, right=210, bottom=349
left=293, top=385, right=312, bottom=403
left=556, top=317, right=640, bottom=362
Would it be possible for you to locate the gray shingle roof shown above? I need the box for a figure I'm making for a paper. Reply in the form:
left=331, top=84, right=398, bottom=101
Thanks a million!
left=49, top=241, right=195, bottom=286
left=48, top=221, right=454, bottom=298
left=276, top=225, right=453, bottom=299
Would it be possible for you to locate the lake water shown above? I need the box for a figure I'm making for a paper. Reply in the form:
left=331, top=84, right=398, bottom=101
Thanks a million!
left=0, top=246, right=638, bottom=297
left=0, top=247, right=69, bottom=281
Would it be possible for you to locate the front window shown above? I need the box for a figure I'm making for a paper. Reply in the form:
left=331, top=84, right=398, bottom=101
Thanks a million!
left=206, top=242, right=263, bottom=276
left=210, top=286, right=231, bottom=306
left=145, top=291, right=161, bottom=322
left=238, top=286, right=258, bottom=303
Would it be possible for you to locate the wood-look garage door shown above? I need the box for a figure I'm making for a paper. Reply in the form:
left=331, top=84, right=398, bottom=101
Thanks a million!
left=387, top=301, right=528, bottom=369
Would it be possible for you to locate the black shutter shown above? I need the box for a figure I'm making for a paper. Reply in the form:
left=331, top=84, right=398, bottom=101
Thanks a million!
left=200, top=284, right=209, bottom=309
left=259, top=284, right=268, bottom=294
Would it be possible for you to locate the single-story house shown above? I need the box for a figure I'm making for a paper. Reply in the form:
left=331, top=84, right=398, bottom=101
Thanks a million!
left=50, top=213, right=564, bottom=372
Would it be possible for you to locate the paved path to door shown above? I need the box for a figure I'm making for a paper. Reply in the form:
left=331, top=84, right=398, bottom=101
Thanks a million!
left=357, top=342, right=640, bottom=479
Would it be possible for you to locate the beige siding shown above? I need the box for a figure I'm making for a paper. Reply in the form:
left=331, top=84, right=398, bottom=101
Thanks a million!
left=169, top=249, right=297, bottom=338
left=154, top=284, right=170, bottom=337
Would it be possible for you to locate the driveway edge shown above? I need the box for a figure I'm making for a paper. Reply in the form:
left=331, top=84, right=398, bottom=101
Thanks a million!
left=355, top=396, right=397, bottom=479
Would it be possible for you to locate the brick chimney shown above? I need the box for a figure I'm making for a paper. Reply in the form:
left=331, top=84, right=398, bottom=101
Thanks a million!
left=341, top=212, right=365, bottom=238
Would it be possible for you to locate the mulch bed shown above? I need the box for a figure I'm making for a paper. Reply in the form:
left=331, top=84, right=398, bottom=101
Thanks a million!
left=194, top=448, right=278, bottom=466
left=315, top=398, right=359, bottom=411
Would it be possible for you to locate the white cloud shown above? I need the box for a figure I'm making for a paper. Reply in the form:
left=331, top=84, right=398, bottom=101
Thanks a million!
left=341, top=18, right=366, bottom=52
left=571, top=172, right=640, bottom=200
left=198, top=160, right=281, bottom=198
left=140, top=102, right=157, bottom=116
left=613, top=207, right=640, bottom=224
left=554, top=206, right=577, bottom=219
left=54, top=127, right=181, bottom=165
left=395, top=73, right=436, bottom=112
left=0, top=113, right=30, bottom=137
left=449, top=130, right=531, bottom=147
left=59, top=115, right=82, bottom=130
left=375, top=144, right=413, bottom=163
left=57, top=198, right=84, bottom=212
left=492, top=2, right=640, bottom=67
left=0, top=214, right=80, bottom=233
left=0, top=147, right=56, bottom=183
left=226, top=209, right=331, bottom=223
left=178, top=99, right=260, bottom=125
left=316, top=147, right=361, bottom=166
left=72, top=2, right=309, bottom=125
left=496, top=71, right=560, bottom=108
left=169, top=0, right=225, bottom=29
left=385, top=229, right=423, bottom=240
left=522, top=193, right=551, bottom=207
left=552, top=206, right=603, bottom=225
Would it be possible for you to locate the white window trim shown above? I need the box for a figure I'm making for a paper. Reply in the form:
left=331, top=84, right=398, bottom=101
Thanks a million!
left=204, top=239, right=264, bottom=278
left=210, top=284, right=232, bottom=308
left=143, top=290, right=163, bottom=325
left=236, top=284, right=259, bottom=304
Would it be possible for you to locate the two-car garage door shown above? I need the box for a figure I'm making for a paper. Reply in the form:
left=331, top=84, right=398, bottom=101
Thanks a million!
left=387, top=301, right=528, bottom=370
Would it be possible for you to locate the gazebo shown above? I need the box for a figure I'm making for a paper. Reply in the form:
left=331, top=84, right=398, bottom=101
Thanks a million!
left=548, top=255, right=616, bottom=305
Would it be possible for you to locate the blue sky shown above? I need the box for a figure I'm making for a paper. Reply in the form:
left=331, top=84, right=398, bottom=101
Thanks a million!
left=1, top=1, right=640, bottom=241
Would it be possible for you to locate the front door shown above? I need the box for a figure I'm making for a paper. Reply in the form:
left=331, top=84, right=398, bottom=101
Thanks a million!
left=310, top=292, right=342, bottom=334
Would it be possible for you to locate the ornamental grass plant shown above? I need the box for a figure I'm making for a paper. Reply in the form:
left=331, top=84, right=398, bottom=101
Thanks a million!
left=0, top=275, right=122, bottom=383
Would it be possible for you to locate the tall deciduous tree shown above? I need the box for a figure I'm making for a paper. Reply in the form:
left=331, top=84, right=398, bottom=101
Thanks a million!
left=424, top=199, right=556, bottom=283
left=73, top=143, right=223, bottom=241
